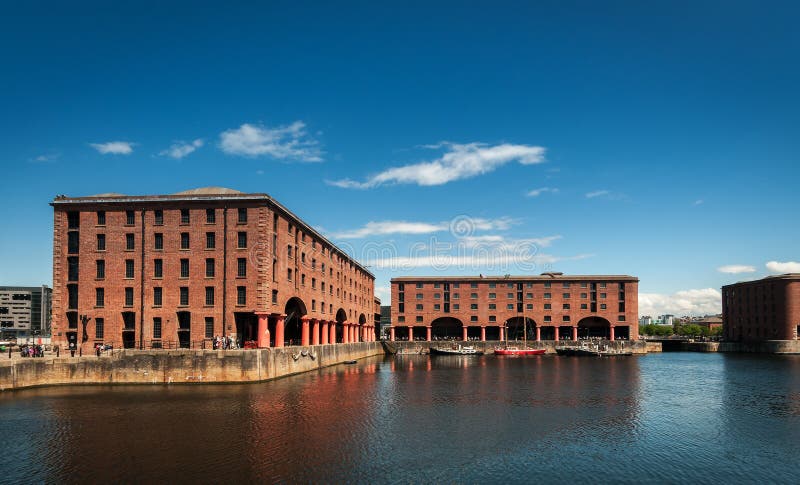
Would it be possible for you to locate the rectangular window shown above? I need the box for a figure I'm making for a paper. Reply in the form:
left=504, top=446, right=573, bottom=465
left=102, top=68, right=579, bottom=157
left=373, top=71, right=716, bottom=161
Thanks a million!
left=126, top=210, right=135, bottom=225
left=489, top=283, right=496, bottom=288
left=470, top=303, right=478, bottom=310
left=416, top=304, right=423, bottom=310
left=67, top=231, right=79, bottom=254
left=67, top=256, right=79, bottom=281
left=416, top=283, right=423, bottom=289
left=600, top=293, right=607, bottom=299
left=544, top=292, right=551, bottom=299
left=206, top=208, right=216, bottom=223
left=507, top=304, right=514, bottom=310
left=181, top=233, right=190, bottom=249
left=453, top=304, right=460, bottom=310
left=96, top=259, right=105, bottom=279
left=581, top=303, right=588, bottom=310
left=238, top=232, right=247, bottom=249
left=96, top=234, right=106, bottom=251
left=125, top=233, right=135, bottom=250
left=507, top=293, right=514, bottom=299
left=153, top=287, right=162, bottom=306
left=398, top=303, right=405, bottom=313
left=154, top=259, right=163, bottom=278
left=618, top=315, right=626, bottom=322
left=470, top=293, right=478, bottom=299
left=581, top=293, right=587, bottom=299
left=563, top=303, right=571, bottom=309
left=488, top=303, right=496, bottom=310
left=180, top=287, right=189, bottom=306
left=180, top=259, right=189, bottom=278
left=272, top=290, right=278, bottom=304
left=125, top=259, right=134, bottom=278
left=180, top=209, right=190, bottom=224
left=434, top=293, right=441, bottom=299
left=67, top=284, right=78, bottom=309
left=237, top=258, right=247, bottom=277
left=238, top=208, right=248, bottom=223
left=489, top=315, right=496, bottom=322
left=526, top=303, right=533, bottom=310
left=544, top=315, right=551, bottom=322
left=544, top=303, right=551, bottom=310
left=416, top=316, right=424, bottom=323
left=544, top=282, right=551, bottom=288
left=237, top=286, right=246, bottom=305
left=453, top=293, right=460, bottom=299
left=581, top=282, right=588, bottom=288
left=153, top=317, right=162, bottom=339
left=96, top=211, right=105, bottom=225
left=619, top=302, right=625, bottom=312
left=287, top=268, right=293, bottom=281
left=563, top=282, right=570, bottom=288
left=206, top=232, right=215, bottom=249
left=124, top=287, right=134, bottom=306
left=92, top=317, right=104, bottom=339
left=96, top=287, right=105, bottom=307
left=434, top=304, right=440, bottom=310
left=600, top=303, right=607, bottom=310
left=489, top=293, right=496, bottom=299
left=205, top=317, right=214, bottom=338
left=470, top=316, right=478, bottom=322
left=206, top=258, right=215, bottom=277
left=154, top=233, right=163, bottom=250
left=205, top=287, right=215, bottom=306
left=563, top=315, right=571, bottom=322
left=563, top=293, right=570, bottom=299
left=154, top=210, right=163, bottom=225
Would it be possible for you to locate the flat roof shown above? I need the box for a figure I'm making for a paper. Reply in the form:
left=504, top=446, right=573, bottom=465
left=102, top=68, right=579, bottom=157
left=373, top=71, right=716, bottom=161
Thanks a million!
left=722, top=273, right=800, bottom=289
left=391, top=274, right=638, bottom=282
left=51, top=188, right=374, bottom=278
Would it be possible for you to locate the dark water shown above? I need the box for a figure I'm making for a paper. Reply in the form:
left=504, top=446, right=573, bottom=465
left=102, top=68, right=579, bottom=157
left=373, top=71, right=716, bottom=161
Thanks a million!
left=2, top=353, right=800, bottom=484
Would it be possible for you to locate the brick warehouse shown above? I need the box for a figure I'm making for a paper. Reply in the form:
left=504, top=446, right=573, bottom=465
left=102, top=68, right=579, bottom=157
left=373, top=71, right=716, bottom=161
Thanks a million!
left=722, top=274, right=800, bottom=342
left=51, top=187, right=377, bottom=352
left=390, top=274, right=639, bottom=342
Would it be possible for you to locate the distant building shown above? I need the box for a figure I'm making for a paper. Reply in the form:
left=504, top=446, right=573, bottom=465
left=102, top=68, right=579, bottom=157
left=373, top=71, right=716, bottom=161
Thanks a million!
left=0, top=285, right=52, bottom=340
left=379, top=305, right=391, bottom=339
left=659, top=314, right=675, bottom=326
left=694, top=315, right=723, bottom=332
left=722, top=274, right=800, bottom=342
left=639, top=315, right=653, bottom=326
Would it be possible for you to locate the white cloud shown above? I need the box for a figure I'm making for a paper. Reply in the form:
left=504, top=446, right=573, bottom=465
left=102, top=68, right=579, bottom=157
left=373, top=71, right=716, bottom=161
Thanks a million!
left=717, top=265, right=756, bottom=274
left=460, top=234, right=562, bottom=250
left=639, top=288, right=721, bottom=317
left=374, top=286, right=390, bottom=303
left=160, top=139, right=203, bottom=159
left=526, top=187, right=559, bottom=197
left=585, top=189, right=610, bottom=199
left=31, top=153, right=59, bottom=162
left=331, top=216, right=516, bottom=239
left=694, top=199, right=704, bottom=205
left=219, top=121, right=322, bottom=161
left=363, top=252, right=591, bottom=270
left=328, top=142, right=546, bottom=189
left=90, top=141, right=135, bottom=155
left=766, top=261, right=800, bottom=273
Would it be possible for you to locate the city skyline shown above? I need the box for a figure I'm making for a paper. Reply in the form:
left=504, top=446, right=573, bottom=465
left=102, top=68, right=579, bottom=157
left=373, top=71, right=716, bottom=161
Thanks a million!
left=2, top=1, right=799, bottom=317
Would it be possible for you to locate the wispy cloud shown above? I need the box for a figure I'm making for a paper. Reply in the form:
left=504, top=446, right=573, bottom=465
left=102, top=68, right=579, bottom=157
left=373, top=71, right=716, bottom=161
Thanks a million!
left=585, top=189, right=610, bottom=199
left=331, top=217, right=516, bottom=239
left=363, top=252, right=591, bottom=270
left=694, top=199, right=704, bottom=206
left=526, top=187, right=559, bottom=197
left=219, top=121, right=322, bottom=161
left=160, top=139, right=204, bottom=159
left=90, top=141, right=135, bottom=155
left=639, top=288, right=721, bottom=316
left=30, top=153, right=60, bottom=163
left=717, top=264, right=756, bottom=274
left=328, top=142, right=546, bottom=189
left=766, top=261, right=800, bottom=273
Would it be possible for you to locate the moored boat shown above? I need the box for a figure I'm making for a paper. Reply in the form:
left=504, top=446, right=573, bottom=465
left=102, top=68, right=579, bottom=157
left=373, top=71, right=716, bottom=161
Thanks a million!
left=429, top=345, right=484, bottom=355
left=494, top=347, right=546, bottom=356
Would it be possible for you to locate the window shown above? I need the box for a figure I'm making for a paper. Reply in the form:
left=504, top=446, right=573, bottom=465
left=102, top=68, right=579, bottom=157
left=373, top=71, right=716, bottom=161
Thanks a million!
left=206, top=208, right=215, bottom=223
left=600, top=293, right=607, bottom=299
left=238, top=208, right=248, bottom=223
left=96, top=259, right=105, bottom=279
left=415, top=283, right=423, bottom=289
left=237, top=258, right=247, bottom=277
left=68, top=257, right=79, bottom=281
left=124, top=287, right=134, bottom=306
left=470, top=316, right=478, bottom=322
left=238, top=232, right=247, bottom=249
left=563, top=282, right=570, bottom=288
left=153, top=287, right=162, bottom=306
left=416, top=304, right=423, bottom=310
left=526, top=303, right=533, bottom=310
left=489, top=315, right=496, bottom=322
left=581, top=282, right=588, bottom=288
left=154, top=259, right=163, bottom=278
left=125, top=259, right=134, bottom=278
left=205, top=317, right=214, bottom=338
left=206, top=258, right=215, bottom=277
left=96, top=234, right=106, bottom=251
left=287, top=268, right=293, bottom=281
left=434, top=293, right=441, bottom=299
left=618, top=315, right=626, bottom=322
left=544, top=292, right=551, bottom=299
left=206, top=232, right=215, bottom=249
left=434, top=304, right=440, bottom=310
left=96, top=211, right=105, bottom=225
left=453, top=293, right=460, bottom=299
left=488, top=303, right=496, bottom=310
left=470, top=303, right=478, bottom=310
left=180, top=259, right=189, bottom=278
left=581, top=303, right=587, bottom=310
left=96, top=288, right=105, bottom=307
left=147, top=316, right=161, bottom=340
left=470, top=293, right=478, bottom=299
left=126, top=210, right=135, bottom=225
left=237, top=286, right=246, bottom=305
left=453, top=304, right=460, bottom=310
left=287, top=245, right=293, bottom=257
left=563, top=315, right=571, bottom=322
left=489, top=283, right=496, bottom=288
left=179, top=287, right=189, bottom=306
left=563, top=293, right=570, bottom=299
left=154, top=233, right=163, bottom=250
left=416, top=316, right=423, bottom=323
left=489, top=293, right=496, bottom=299
left=68, top=231, right=79, bottom=254
left=507, top=293, right=514, bottom=299
left=180, top=209, right=190, bottom=224
left=205, top=287, right=215, bottom=306
left=122, top=233, right=134, bottom=251
left=470, top=283, right=478, bottom=288
left=416, top=293, right=423, bottom=300
left=544, top=315, right=551, bottom=322
left=180, top=233, right=190, bottom=249
left=507, top=304, right=514, bottom=310
left=544, top=303, right=551, bottom=310
left=312, top=278, right=317, bottom=289
left=154, top=210, right=163, bottom=225
left=544, top=282, right=551, bottom=288
left=67, top=284, right=78, bottom=309
left=600, top=304, right=607, bottom=310
left=599, top=283, right=607, bottom=288
left=563, top=303, right=571, bottom=310
left=398, top=303, right=405, bottom=313
left=581, top=293, right=587, bottom=299
left=619, top=302, right=625, bottom=312
left=95, top=318, right=104, bottom=339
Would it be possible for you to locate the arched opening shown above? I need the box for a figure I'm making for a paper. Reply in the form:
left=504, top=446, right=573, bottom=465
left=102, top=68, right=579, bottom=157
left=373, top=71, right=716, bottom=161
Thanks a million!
left=505, top=317, right=536, bottom=341
left=358, top=314, right=366, bottom=342
left=431, top=317, right=463, bottom=340
left=335, top=308, right=347, bottom=343
left=284, top=297, right=307, bottom=346
left=410, top=326, right=426, bottom=341
left=578, top=316, right=611, bottom=339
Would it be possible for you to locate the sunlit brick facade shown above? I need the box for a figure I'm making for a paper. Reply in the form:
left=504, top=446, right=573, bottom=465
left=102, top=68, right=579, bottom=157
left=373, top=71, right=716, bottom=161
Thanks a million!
left=722, top=274, right=800, bottom=342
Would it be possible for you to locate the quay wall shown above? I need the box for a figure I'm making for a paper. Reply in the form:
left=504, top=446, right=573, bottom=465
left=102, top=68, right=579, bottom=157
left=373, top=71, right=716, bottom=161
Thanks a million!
left=718, top=340, right=800, bottom=354
left=0, top=342, right=384, bottom=391
left=391, top=340, right=648, bottom=355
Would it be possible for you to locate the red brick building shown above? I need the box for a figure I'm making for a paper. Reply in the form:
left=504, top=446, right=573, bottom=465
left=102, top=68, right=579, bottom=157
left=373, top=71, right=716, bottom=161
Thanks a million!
left=51, top=187, right=377, bottom=352
left=722, top=274, right=800, bottom=342
left=390, top=273, right=639, bottom=342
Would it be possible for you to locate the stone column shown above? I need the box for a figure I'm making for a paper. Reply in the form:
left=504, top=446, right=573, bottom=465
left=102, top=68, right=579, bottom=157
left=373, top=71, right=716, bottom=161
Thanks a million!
left=609, top=325, right=615, bottom=341
left=572, top=326, right=578, bottom=341
left=311, top=319, right=319, bottom=346
left=480, top=326, right=486, bottom=341
left=301, top=317, right=310, bottom=346
left=390, top=327, right=395, bottom=341
left=462, top=326, right=468, bottom=341
left=256, top=312, right=270, bottom=348
left=535, top=326, right=541, bottom=342
left=554, top=326, right=559, bottom=341
left=329, top=322, right=336, bottom=344
left=321, top=320, right=329, bottom=345
left=500, top=326, right=505, bottom=341
left=345, top=323, right=351, bottom=344
left=426, top=326, right=432, bottom=341
left=274, top=314, right=286, bottom=348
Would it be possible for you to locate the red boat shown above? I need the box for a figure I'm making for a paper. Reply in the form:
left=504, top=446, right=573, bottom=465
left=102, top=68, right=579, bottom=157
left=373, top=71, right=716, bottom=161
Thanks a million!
left=494, top=347, right=546, bottom=356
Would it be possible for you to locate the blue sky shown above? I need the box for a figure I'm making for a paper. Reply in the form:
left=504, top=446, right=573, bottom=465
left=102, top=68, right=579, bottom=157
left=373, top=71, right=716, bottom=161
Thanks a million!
left=1, top=1, right=798, bottom=316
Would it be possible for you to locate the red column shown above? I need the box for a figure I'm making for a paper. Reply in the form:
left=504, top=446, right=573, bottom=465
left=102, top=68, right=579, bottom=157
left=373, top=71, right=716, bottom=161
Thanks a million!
left=274, top=314, right=285, bottom=348
left=344, top=323, right=350, bottom=343
left=572, top=326, right=578, bottom=341
left=609, top=326, right=615, bottom=341
left=321, top=321, right=328, bottom=345
left=390, top=327, right=395, bottom=341
left=329, top=322, right=336, bottom=344
left=311, top=320, right=319, bottom=345
left=535, top=326, right=541, bottom=342
left=554, top=326, right=559, bottom=341
left=462, top=326, right=468, bottom=341
left=426, top=326, right=432, bottom=341
left=256, top=312, right=270, bottom=348
left=480, top=326, right=486, bottom=341
left=500, top=326, right=505, bottom=341
left=301, top=317, right=310, bottom=346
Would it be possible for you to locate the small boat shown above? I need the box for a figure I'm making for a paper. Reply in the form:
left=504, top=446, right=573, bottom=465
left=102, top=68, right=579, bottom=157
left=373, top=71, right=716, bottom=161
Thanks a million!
left=429, top=345, right=484, bottom=355
left=555, top=343, right=633, bottom=357
left=343, top=360, right=358, bottom=364
left=494, top=347, right=546, bottom=356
